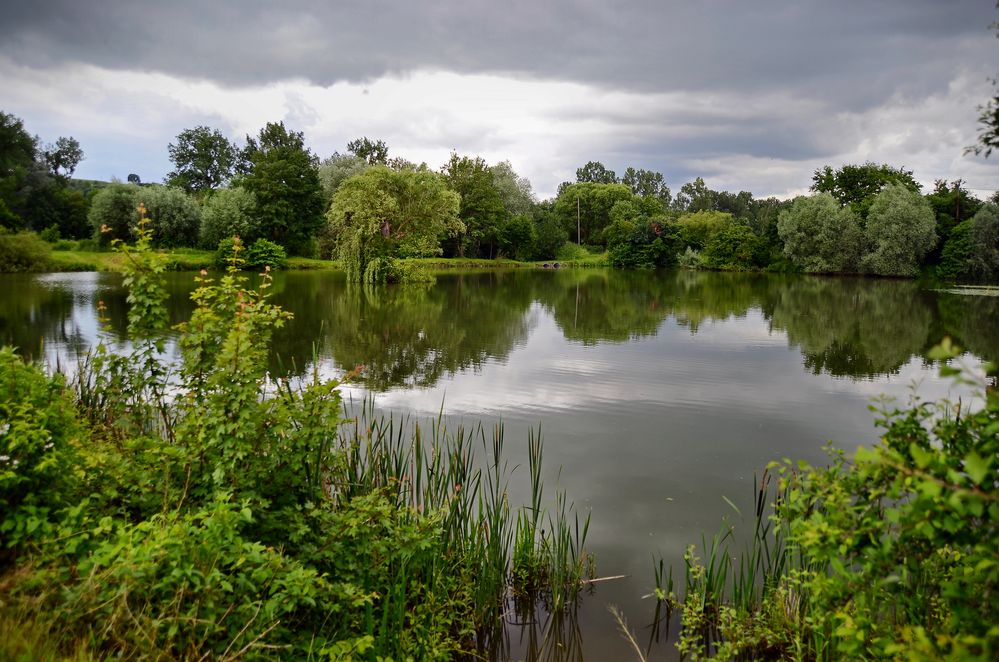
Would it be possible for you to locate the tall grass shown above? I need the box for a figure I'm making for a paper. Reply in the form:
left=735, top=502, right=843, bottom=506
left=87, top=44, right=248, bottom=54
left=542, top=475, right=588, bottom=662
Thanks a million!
left=334, top=398, right=593, bottom=653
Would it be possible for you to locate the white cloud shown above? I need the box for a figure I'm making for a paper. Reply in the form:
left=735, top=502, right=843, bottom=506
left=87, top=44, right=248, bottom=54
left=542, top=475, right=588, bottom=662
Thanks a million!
left=2, top=56, right=996, bottom=198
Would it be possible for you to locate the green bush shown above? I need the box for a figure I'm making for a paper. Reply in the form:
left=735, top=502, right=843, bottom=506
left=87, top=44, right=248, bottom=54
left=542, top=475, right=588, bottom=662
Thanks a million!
left=0, top=348, right=82, bottom=556
left=701, top=224, right=768, bottom=270
left=215, top=237, right=287, bottom=270
left=245, top=238, right=287, bottom=269
left=0, top=230, right=53, bottom=272
left=135, top=185, right=201, bottom=248
left=671, top=340, right=999, bottom=660
left=39, top=225, right=60, bottom=243
left=199, top=187, right=259, bottom=249
left=608, top=221, right=679, bottom=269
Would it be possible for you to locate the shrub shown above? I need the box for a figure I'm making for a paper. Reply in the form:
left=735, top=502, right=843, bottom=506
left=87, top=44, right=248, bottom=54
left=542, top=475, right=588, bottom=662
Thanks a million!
left=676, top=210, right=733, bottom=251
left=135, top=185, right=201, bottom=248
left=0, top=230, right=52, bottom=272
left=87, top=182, right=139, bottom=245
left=669, top=341, right=999, bottom=660
left=245, top=238, right=287, bottom=269
left=677, top=246, right=702, bottom=269
left=0, top=348, right=82, bottom=555
left=199, top=187, right=258, bottom=249
left=701, top=224, right=767, bottom=270
left=38, top=225, right=60, bottom=243
left=608, top=221, right=679, bottom=269
left=215, top=237, right=287, bottom=270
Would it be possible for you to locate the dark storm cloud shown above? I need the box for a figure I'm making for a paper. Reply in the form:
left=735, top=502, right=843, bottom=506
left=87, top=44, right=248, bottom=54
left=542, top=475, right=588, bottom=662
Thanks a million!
left=2, top=0, right=993, bottom=107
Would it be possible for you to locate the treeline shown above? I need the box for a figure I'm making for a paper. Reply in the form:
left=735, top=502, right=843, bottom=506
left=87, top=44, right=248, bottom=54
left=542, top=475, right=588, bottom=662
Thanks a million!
left=2, top=110, right=997, bottom=281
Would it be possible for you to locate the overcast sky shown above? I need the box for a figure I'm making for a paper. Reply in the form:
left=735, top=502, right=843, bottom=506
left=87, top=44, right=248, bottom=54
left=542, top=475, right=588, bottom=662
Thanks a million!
left=2, top=0, right=998, bottom=199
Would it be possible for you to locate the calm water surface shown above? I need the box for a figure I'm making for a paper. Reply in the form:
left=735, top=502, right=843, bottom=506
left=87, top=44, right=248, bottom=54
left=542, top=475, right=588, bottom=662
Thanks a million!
left=2, top=268, right=996, bottom=660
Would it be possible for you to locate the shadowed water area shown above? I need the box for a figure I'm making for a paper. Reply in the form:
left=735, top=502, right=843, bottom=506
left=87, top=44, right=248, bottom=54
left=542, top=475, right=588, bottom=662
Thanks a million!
left=2, top=268, right=996, bottom=660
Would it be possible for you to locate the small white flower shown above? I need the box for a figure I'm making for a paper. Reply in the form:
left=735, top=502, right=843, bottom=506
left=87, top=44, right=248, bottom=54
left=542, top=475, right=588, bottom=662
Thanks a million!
left=0, top=423, right=9, bottom=436
left=0, top=454, right=9, bottom=462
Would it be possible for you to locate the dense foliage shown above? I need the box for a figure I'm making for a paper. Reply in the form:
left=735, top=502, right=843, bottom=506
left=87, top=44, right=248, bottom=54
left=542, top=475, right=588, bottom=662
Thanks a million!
left=327, top=165, right=462, bottom=282
left=664, top=341, right=998, bottom=660
left=0, top=230, right=593, bottom=659
left=1, top=108, right=997, bottom=283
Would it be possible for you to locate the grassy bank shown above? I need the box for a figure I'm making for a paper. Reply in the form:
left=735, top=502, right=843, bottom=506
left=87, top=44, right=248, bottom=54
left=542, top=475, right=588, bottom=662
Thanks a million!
left=16, top=246, right=609, bottom=274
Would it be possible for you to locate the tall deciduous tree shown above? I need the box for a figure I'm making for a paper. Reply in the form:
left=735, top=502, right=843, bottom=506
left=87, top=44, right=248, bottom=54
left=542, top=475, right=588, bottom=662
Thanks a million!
left=0, top=111, right=39, bottom=229
left=811, top=162, right=920, bottom=220
left=240, top=122, right=324, bottom=255
left=575, top=161, right=617, bottom=184
left=43, top=137, right=83, bottom=178
left=346, top=137, right=389, bottom=165
left=327, top=165, right=461, bottom=281
left=317, top=153, right=369, bottom=205
left=441, top=153, right=507, bottom=258
left=969, top=203, right=999, bottom=280
left=621, top=167, right=671, bottom=207
left=167, top=126, right=239, bottom=194
left=490, top=160, right=535, bottom=216
left=553, top=182, right=633, bottom=246
left=672, top=177, right=718, bottom=213
left=777, top=193, right=863, bottom=273
left=861, top=183, right=936, bottom=276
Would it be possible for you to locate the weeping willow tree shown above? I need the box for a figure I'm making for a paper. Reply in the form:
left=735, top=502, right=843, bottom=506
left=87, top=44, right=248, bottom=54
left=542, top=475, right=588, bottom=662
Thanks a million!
left=326, top=165, right=462, bottom=282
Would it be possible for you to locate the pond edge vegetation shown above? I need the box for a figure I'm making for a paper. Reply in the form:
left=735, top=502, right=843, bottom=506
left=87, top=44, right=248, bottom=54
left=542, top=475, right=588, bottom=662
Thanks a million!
left=0, top=222, right=595, bottom=660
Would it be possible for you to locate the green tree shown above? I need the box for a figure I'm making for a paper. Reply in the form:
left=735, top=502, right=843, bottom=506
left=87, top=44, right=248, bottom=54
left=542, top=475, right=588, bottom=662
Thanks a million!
left=441, top=153, right=507, bottom=258
left=346, top=137, right=388, bottom=165
left=199, top=187, right=259, bottom=249
left=327, top=166, right=461, bottom=281
left=969, top=203, right=999, bottom=281
left=317, top=153, right=369, bottom=205
left=672, top=177, right=718, bottom=213
left=553, top=182, right=634, bottom=246
left=777, top=193, right=863, bottom=273
left=621, top=167, right=671, bottom=206
left=498, top=214, right=537, bottom=261
left=166, top=126, right=239, bottom=195
left=42, top=136, right=83, bottom=179
left=675, top=210, right=733, bottom=251
left=861, top=183, right=936, bottom=276
left=811, top=162, right=921, bottom=219
left=575, top=160, right=617, bottom=184
left=924, top=179, right=983, bottom=266
left=88, top=182, right=139, bottom=244
left=937, top=220, right=974, bottom=281
left=701, top=223, right=767, bottom=270
left=531, top=201, right=567, bottom=260
left=490, top=160, right=536, bottom=216
left=0, top=111, right=39, bottom=229
left=135, top=186, right=201, bottom=248
left=240, top=122, right=324, bottom=255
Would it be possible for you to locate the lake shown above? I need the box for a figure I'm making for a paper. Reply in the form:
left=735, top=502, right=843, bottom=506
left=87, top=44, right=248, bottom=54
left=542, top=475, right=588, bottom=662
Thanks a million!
left=2, top=268, right=995, bottom=660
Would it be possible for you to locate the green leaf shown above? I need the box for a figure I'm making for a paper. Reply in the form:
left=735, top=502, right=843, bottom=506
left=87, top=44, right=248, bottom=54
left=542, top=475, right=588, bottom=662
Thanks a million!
left=964, top=452, right=990, bottom=486
left=909, top=443, right=933, bottom=470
